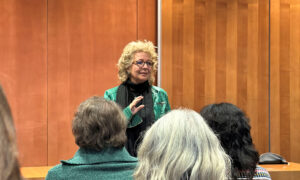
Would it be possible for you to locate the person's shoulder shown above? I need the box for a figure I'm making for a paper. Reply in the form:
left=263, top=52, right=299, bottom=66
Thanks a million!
left=253, top=165, right=271, bottom=179
left=151, top=86, right=168, bottom=94
left=105, top=86, right=119, bottom=93
left=104, top=86, right=120, bottom=98
left=49, top=163, right=63, bottom=172
left=46, top=164, right=63, bottom=179
left=104, top=86, right=120, bottom=101
left=255, top=165, right=270, bottom=173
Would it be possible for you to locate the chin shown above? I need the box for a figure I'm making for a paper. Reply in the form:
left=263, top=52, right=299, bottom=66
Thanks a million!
left=137, top=78, right=149, bottom=83
left=139, top=76, right=149, bottom=80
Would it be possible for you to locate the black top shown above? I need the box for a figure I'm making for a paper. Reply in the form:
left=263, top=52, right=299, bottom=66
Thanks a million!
left=116, top=79, right=155, bottom=157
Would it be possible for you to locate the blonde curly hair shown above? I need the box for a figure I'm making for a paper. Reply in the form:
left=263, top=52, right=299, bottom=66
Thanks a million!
left=117, top=40, right=158, bottom=85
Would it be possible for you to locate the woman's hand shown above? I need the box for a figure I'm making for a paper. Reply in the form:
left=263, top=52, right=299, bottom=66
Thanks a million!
left=129, top=96, right=144, bottom=115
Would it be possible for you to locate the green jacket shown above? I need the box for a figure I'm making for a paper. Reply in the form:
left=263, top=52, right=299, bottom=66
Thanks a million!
left=46, top=147, right=137, bottom=180
left=104, top=85, right=171, bottom=128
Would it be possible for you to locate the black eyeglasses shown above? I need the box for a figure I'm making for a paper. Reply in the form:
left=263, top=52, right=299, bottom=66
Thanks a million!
left=133, top=60, right=153, bottom=68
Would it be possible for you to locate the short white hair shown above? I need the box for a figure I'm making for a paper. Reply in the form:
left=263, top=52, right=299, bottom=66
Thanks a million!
left=134, top=109, right=231, bottom=180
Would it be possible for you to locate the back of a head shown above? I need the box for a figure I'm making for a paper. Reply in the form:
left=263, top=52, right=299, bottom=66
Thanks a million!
left=0, top=85, right=22, bottom=180
left=200, top=103, right=259, bottom=179
left=72, top=96, right=127, bottom=151
left=135, top=109, right=231, bottom=180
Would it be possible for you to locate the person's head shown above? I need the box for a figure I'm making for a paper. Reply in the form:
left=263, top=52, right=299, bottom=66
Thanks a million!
left=72, top=96, right=127, bottom=151
left=0, top=85, right=22, bottom=180
left=200, top=103, right=259, bottom=179
left=117, top=40, right=158, bottom=85
left=134, top=109, right=231, bottom=180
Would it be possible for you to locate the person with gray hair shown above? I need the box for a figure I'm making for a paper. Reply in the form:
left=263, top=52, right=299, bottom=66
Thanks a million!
left=46, top=96, right=137, bottom=180
left=0, top=85, right=23, bottom=180
left=134, top=109, right=231, bottom=180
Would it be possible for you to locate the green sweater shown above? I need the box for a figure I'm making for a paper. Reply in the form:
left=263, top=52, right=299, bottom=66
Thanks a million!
left=104, top=85, right=171, bottom=128
left=46, top=147, right=137, bottom=180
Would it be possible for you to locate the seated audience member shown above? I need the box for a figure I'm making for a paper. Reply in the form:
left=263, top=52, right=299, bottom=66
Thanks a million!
left=46, top=96, right=137, bottom=180
left=0, top=85, right=23, bottom=180
left=134, top=109, right=231, bottom=180
left=200, top=103, right=271, bottom=180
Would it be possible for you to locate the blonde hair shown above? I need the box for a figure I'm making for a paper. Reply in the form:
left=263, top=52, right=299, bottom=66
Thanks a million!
left=134, top=109, right=231, bottom=180
left=117, top=40, right=158, bottom=85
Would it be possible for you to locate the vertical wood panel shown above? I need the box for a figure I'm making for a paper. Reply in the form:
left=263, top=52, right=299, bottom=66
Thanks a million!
left=204, top=1, right=216, bottom=104
left=215, top=2, right=227, bottom=102
left=257, top=0, right=269, bottom=153
left=271, top=0, right=300, bottom=162
left=237, top=2, right=248, bottom=109
left=161, top=0, right=269, bottom=154
left=279, top=3, right=291, bottom=160
left=138, top=0, right=157, bottom=43
left=161, top=0, right=173, bottom=105
left=0, top=0, right=47, bottom=166
left=290, top=2, right=300, bottom=163
left=226, top=1, right=238, bottom=103
left=270, top=0, right=281, bottom=155
left=193, top=0, right=206, bottom=112
left=47, top=0, right=137, bottom=165
left=48, top=0, right=156, bottom=165
left=247, top=2, right=259, bottom=149
left=172, top=0, right=184, bottom=108
left=138, top=0, right=157, bottom=84
left=183, top=0, right=195, bottom=108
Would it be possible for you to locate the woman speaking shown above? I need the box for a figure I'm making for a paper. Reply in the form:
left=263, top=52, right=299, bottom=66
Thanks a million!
left=104, top=40, right=170, bottom=156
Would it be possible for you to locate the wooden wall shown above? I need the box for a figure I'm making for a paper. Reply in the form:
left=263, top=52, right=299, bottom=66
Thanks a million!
left=2, top=0, right=300, bottom=166
left=0, top=0, right=48, bottom=166
left=0, top=0, right=156, bottom=166
left=162, top=0, right=269, bottom=154
left=162, top=0, right=300, bottom=163
left=270, top=0, right=300, bottom=163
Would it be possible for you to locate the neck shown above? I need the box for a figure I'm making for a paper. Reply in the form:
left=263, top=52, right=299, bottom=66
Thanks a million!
left=129, top=78, right=147, bottom=85
left=125, top=79, right=149, bottom=93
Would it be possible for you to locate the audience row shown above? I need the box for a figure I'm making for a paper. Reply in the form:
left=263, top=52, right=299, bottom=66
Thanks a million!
left=0, top=84, right=271, bottom=180
left=46, top=96, right=271, bottom=180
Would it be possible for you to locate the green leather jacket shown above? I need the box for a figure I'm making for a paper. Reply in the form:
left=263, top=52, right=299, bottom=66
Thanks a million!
left=104, top=85, right=171, bottom=128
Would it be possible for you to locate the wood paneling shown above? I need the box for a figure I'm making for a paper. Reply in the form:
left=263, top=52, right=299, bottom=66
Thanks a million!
left=138, top=0, right=157, bottom=84
left=0, top=0, right=47, bottom=166
left=47, top=0, right=137, bottom=165
left=161, top=0, right=269, bottom=154
left=138, top=0, right=157, bottom=43
left=47, top=0, right=157, bottom=165
left=1, top=0, right=156, bottom=167
left=270, top=0, right=300, bottom=162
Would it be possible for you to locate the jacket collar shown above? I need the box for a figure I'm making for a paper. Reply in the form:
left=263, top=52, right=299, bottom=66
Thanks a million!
left=61, top=147, right=137, bottom=165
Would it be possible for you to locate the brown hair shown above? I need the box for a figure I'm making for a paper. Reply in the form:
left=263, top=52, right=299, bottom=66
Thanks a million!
left=72, top=96, right=127, bottom=150
left=0, top=85, right=22, bottom=180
